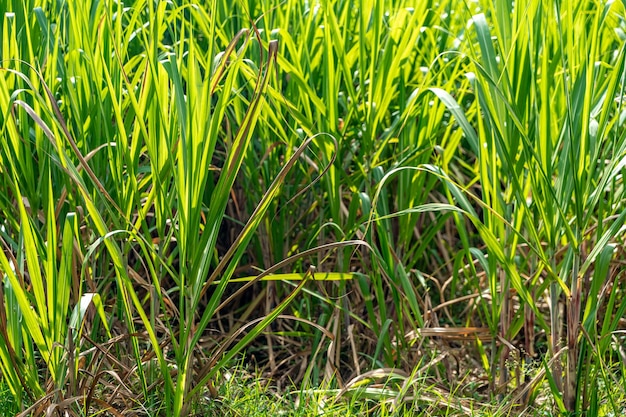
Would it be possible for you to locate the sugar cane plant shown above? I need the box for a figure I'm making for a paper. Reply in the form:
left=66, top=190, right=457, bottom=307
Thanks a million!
left=1, top=0, right=626, bottom=415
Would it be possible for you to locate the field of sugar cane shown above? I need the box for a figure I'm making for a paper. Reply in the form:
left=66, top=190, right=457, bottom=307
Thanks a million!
left=1, top=0, right=625, bottom=415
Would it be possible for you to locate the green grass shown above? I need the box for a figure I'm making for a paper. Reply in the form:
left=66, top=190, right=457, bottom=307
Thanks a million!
left=1, top=0, right=625, bottom=415
left=195, top=361, right=505, bottom=417
left=0, top=380, right=20, bottom=416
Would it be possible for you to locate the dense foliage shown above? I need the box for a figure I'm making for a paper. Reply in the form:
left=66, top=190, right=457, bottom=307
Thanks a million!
left=0, top=0, right=625, bottom=415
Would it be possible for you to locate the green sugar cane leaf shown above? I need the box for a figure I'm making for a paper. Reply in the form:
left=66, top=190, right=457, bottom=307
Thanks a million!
left=395, top=265, right=424, bottom=328
left=55, top=215, right=75, bottom=344
left=373, top=319, right=394, bottom=368
left=469, top=247, right=490, bottom=277
left=581, top=209, right=626, bottom=276
left=428, top=88, right=480, bottom=156
left=582, top=244, right=614, bottom=332
left=160, top=52, right=187, bottom=152
left=44, top=175, right=58, bottom=344
left=471, top=13, right=501, bottom=85
left=543, top=352, right=568, bottom=413
left=0, top=265, right=41, bottom=399
left=215, top=272, right=355, bottom=284
left=14, top=189, right=51, bottom=359
left=601, top=277, right=626, bottom=354
left=0, top=238, right=47, bottom=364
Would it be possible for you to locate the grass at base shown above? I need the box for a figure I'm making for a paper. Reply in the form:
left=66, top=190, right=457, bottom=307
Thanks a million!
left=0, top=380, right=19, bottom=415
left=193, top=362, right=554, bottom=417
